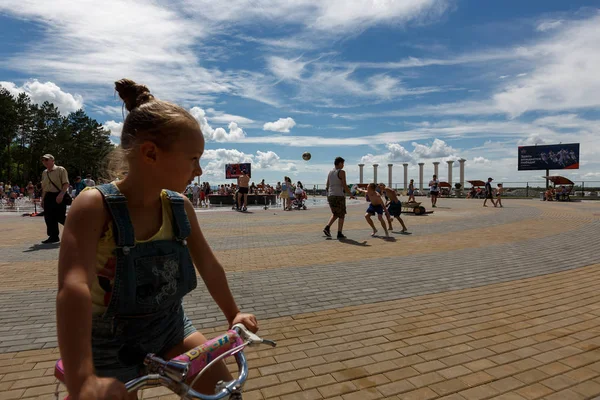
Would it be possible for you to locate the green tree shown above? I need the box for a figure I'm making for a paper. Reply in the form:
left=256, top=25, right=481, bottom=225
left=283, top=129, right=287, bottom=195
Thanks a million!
left=0, top=84, right=114, bottom=186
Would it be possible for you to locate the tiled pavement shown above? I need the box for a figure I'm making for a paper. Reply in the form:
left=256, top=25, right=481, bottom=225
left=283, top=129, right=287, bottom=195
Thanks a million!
left=0, top=198, right=599, bottom=399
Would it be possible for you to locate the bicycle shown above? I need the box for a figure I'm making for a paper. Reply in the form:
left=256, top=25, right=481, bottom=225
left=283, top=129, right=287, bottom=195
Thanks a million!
left=54, top=324, right=277, bottom=399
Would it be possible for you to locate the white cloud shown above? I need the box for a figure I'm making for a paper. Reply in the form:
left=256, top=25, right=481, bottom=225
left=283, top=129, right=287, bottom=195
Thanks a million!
left=334, top=13, right=600, bottom=118
left=205, top=108, right=255, bottom=125
left=0, top=80, right=83, bottom=114
left=517, top=134, right=546, bottom=146
left=499, top=75, right=509, bottom=79
left=189, top=107, right=246, bottom=142
left=386, top=143, right=413, bottom=161
left=537, top=20, right=563, bottom=32
left=268, top=56, right=308, bottom=81
left=263, top=117, right=296, bottom=133
left=102, top=121, right=123, bottom=138
left=183, top=0, right=450, bottom=34
left=0, top=0, right=451, bottom=109
left=255, top=150, right=280, bottom=168
left=212, top=122, right=246, bottom=142
left=472, top=156, right=491, bottom=164
left=412, top=138, right=457, bottom=158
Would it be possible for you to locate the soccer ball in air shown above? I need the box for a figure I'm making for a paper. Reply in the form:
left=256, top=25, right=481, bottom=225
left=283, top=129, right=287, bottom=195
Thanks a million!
left=302, top=152, right=311, bottom=161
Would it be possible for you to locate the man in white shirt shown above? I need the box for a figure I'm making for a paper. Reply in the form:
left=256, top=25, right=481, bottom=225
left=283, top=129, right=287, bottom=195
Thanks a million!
left=192, top=182, right=201, bottom=206
left=83, top=174, right=96, bottom=187
left=429, top=174, right=440, bottom=208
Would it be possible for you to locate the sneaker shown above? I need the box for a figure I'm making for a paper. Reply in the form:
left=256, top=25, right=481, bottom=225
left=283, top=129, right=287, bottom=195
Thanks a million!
left=323, top=226, right=331, bottom=237
left=42, top=237, right=60, bottom=244
left=337, top=232, right=347, bottom=239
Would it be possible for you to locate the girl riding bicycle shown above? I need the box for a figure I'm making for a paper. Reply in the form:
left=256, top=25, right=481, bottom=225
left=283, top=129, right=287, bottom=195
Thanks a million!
left=56, top=79, right=258, bottom=400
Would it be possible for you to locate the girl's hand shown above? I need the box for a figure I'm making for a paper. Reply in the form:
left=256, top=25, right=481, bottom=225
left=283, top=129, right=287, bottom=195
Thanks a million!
left=231, top=313, right=259, bottom=333
left=77, top=375, right=128, bottom=400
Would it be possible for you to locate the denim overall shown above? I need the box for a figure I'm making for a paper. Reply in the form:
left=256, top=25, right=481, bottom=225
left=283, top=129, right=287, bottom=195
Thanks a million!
left=92, top=183, right=198, bottom=382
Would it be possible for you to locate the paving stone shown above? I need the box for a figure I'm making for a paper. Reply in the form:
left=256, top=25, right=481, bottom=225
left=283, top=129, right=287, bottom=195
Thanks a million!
left=1, top=199, right=600, bottom=400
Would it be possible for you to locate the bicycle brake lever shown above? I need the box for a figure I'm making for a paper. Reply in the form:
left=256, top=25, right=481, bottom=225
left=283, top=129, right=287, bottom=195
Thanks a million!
left=232, top=324, right=277, bottom=347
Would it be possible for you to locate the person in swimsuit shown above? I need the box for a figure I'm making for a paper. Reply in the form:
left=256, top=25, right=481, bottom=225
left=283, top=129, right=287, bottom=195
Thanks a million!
left=381, top=185, right=408, bottom=233
left=356, top=183, right=389, bottom=237
left=377, top=183, right=394, bottom=231
left=237, top=169, right=250, bottom=211
left=496, top=183, right=504, bottom=207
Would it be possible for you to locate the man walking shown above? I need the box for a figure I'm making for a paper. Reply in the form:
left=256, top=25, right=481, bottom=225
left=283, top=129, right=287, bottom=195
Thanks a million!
left=483, top=177, right=497, bottom=207
left=429, top=174, right=440, bottom=208
left=41, top=154, right=69, bottom=243
left=323, top=157, right=355, bottom=239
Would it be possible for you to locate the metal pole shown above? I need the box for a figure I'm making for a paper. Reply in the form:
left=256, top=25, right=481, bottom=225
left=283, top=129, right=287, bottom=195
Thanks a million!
left=546, top=169, right=549, bottom=189
left=526, top=182, right=529, bottom=197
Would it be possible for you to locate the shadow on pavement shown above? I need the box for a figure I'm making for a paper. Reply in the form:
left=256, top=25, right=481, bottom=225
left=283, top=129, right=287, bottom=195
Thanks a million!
left=332, top=238, right=371, bottom=247
left=23, top=243, right=60, bottom=252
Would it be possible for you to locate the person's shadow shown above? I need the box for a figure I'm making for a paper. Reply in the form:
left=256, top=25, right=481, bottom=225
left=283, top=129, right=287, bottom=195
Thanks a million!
left=337, top=238, right=370, bottom=246
left=392, top=231, right=413, bottom=235
left=23, top=243, right=60, bottom=252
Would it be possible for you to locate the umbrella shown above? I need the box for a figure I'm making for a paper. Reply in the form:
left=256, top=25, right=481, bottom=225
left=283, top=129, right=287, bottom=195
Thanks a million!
left=542, top=176, right=574, bottom=186
left=467, top=180, right=486, bottom=186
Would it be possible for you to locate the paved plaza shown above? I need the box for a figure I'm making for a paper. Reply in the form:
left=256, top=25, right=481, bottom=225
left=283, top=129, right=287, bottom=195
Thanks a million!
left=1, top=197, right=600, bottom=399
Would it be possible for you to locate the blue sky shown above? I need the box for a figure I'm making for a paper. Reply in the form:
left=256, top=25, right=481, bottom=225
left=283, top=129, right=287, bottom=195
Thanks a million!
left=1, top=0, right=599, bottom=185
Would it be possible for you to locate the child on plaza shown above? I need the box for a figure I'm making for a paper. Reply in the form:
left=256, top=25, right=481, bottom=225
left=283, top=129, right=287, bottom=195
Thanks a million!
left=56, top=79, right=257, bottom=400
left=356, top=183, right=389, bottom=237
left=381, top=185, right=408, bottom=233
left=496, top=183, right=504, bottom=208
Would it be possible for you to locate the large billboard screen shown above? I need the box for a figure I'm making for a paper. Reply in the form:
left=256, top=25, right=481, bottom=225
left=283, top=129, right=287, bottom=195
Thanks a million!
left=225, top=163, right=251, bottom=179
left=518, top=143, right=579, bottom=171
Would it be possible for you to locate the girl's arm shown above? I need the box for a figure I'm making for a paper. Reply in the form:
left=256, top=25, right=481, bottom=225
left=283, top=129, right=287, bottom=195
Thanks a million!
left=183, top=198, right=251, bottom=327
left=56, top=190, right=109, bottom=397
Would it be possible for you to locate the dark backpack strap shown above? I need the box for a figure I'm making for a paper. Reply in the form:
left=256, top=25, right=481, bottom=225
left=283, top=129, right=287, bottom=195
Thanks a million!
left=164, top=190, right=191, bottom=241
left=96, top=184, right=135, bottom=248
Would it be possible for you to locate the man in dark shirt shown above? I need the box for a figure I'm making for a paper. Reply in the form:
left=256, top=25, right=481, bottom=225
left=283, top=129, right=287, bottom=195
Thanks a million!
left=483, top=177, right=497, bottom=207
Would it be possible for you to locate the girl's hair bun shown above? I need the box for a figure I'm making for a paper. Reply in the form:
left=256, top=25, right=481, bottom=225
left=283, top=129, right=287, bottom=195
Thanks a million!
left=115, top=79, right=155, bottom=111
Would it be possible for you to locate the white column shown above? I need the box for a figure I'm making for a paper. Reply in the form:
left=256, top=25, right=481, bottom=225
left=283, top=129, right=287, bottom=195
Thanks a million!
left=433, top=162, right=440, bottom=177
left=387, top=164, right=393, bottom=188
left=418, top=163, right=424, bottom=190
left=358, top=164, right=365, bottom=184
left=447, top=160, right=454, bottom=186
left=459, top=158, right=466, bottom=189
left=403, top=163, right=409, bottom=190
left=373, top=164, right=379, bottom=183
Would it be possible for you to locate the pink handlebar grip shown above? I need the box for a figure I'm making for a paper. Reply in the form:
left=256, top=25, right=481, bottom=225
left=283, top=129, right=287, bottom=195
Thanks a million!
left=173, top=330, right=244, bottom=379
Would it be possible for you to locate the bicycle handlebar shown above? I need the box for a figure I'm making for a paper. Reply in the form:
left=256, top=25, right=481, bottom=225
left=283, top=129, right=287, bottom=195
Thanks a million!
left=124, top=324, right=275, bottom=399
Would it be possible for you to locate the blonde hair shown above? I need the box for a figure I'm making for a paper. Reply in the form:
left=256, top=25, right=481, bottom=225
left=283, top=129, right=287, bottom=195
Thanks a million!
left=105, top=79, right=200, bottom=180
left=115, top=79, right=199, bottom=151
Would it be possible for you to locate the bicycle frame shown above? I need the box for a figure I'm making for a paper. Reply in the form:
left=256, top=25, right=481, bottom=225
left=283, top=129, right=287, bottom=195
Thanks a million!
left=54, top=324, right=276, bottom=400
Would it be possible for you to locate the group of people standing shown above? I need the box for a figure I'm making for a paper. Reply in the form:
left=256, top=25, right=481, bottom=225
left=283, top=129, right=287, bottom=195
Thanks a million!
left=322, top=157, right=408, bottom=239
left=188, top=182, right=211, bottom=207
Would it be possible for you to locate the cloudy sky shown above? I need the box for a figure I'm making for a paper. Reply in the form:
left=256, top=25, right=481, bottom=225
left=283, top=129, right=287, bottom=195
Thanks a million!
left=1, top=0, right=599, bottom=185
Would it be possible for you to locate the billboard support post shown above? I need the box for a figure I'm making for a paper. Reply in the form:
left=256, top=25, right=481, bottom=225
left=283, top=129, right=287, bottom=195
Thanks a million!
left=546, top=169, right=549, bottom=189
